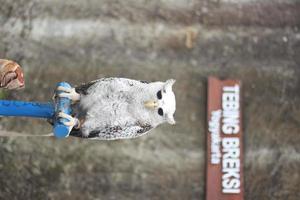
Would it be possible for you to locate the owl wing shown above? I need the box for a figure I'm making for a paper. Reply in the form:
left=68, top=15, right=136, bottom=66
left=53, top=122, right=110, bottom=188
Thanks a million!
left=75, top=78, right=151, bottom=95
left=75, top=79, right=101, bottom=95
left=69, top=122, right=153, bottom=140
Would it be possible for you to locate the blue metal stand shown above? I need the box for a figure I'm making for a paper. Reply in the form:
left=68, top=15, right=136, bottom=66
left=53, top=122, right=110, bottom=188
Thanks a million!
left=53, top=82, right=72, bottom=138
left=0, top=101, right=54, bottom=118
left=0, top=82, right=73, bottom=139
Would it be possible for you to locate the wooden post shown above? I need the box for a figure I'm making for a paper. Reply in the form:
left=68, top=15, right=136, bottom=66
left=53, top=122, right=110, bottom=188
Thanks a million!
left=206, top=77, right=244, bottom=200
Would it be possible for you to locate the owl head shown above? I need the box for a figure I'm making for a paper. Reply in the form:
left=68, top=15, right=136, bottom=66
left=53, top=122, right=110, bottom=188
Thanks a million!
left=144, top=79, right=176, bottom=125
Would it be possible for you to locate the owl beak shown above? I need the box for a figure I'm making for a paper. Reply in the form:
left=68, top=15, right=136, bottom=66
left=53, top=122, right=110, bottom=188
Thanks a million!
left=144, top=100, right=158, bottom=109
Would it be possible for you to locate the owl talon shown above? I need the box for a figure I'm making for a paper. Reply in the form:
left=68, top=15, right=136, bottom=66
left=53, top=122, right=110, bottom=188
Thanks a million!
left=57, top=112, right=80, bottom=129
left=56, top=86, right=80, bottom=103
left=52, top=93, right=56, bottom=101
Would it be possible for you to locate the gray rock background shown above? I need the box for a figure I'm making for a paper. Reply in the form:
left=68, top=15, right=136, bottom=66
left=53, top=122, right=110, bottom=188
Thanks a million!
left=0, top=0, right=299, bottom=199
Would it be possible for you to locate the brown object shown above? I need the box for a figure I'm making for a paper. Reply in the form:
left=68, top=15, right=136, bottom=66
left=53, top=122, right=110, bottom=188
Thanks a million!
left=185, top=27, right=198, bottom=49
left=206, top=77, right=244, bottom=200
left=0, top=59, right=25, bottom=90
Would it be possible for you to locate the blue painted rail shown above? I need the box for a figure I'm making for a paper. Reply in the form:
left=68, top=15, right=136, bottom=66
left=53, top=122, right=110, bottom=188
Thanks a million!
left=0, top=101, right=54, bottom=118
left=0, top=82, right=73, bottom=139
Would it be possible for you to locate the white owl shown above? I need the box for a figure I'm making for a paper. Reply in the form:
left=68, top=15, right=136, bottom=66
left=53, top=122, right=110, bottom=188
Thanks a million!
left=56, top=78, right=176, bottom=140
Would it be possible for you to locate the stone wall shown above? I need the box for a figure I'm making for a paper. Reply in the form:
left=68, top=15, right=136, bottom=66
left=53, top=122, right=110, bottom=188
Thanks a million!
left=0, top=0, right=299, bottom=199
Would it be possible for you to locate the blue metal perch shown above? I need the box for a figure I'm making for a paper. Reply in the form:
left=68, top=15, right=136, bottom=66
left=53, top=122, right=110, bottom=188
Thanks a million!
left=0, top=82, right=73, bottom=139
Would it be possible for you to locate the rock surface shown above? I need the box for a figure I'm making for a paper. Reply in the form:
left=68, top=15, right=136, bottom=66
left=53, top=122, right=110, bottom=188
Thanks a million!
left=0, top=0, right=299, bottom=199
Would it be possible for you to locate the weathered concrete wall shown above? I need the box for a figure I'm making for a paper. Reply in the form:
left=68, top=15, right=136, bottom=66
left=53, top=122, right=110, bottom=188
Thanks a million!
left=0, top=0, right=300, bottom=199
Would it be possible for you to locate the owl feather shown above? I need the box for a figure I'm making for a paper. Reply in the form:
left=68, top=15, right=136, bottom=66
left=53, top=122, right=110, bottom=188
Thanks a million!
left=68, top=78, right=176, bottom=140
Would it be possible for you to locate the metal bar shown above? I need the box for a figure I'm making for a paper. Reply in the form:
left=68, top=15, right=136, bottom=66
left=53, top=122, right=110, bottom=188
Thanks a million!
left=0, top=82, right=73, bottom=139
left=0, top=100, right=54, bottom=118
left=53, top=82, right=73, bottom=138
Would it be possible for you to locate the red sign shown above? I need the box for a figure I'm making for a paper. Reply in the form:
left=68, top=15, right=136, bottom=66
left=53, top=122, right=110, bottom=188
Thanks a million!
left=206, top=77, right=244, bottom=200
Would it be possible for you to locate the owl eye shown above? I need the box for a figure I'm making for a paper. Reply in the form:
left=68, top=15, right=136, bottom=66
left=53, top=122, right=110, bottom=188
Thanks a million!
left=158, top=108, right=164, bottom=116
left=157, top=90, right=162, bottom=99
